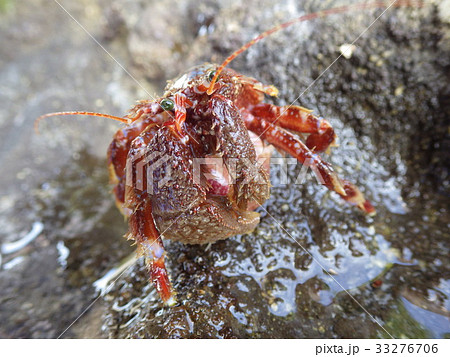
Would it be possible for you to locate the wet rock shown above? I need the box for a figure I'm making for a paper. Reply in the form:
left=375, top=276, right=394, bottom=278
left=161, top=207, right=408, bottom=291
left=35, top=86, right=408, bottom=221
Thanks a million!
left=0, top=0, right=134, bottom=338
left=101, top=0, right=449, bottom=338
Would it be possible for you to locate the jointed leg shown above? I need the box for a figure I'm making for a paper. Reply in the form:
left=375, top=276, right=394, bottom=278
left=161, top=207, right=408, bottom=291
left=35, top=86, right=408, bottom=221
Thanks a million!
left=122, top=125, right=175, bottom=303
left=250, top=103, right=336, bottom=153
left=128, top=200, right=173, bottom=302
left=244, top=114, right=375, bottom=214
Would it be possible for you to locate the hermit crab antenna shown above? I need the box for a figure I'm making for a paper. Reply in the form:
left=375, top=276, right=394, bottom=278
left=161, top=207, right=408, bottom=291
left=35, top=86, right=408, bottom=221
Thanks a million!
left=34, top=111, right=129, bottom=134
left=207, top=0, right=423, bottom=94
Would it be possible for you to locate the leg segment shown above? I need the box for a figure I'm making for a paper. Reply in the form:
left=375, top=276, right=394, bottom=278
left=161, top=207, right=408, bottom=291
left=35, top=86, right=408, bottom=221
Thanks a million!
left=121, top=124, right=184, bottom=303
left=244, top=113, right=375, bottom=214
left=250, top=103, right=336, bottom=152
left=128, top=200, right=173, bottom=302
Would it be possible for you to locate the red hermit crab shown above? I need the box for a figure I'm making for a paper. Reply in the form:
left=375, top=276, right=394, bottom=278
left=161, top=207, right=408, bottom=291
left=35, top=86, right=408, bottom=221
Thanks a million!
left=36, top=1, right=422, bottom=303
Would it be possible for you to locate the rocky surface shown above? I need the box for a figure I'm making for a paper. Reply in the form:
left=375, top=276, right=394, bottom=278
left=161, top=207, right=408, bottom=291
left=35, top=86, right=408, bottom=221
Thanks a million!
left=0, top=0, right=448, bottom=338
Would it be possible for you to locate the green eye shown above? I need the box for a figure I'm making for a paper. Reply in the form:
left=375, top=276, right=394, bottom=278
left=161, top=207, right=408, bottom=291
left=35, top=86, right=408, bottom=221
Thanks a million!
left=207, top=70, right=217, bottom=82
left=160, top=98, right=174, bottom=111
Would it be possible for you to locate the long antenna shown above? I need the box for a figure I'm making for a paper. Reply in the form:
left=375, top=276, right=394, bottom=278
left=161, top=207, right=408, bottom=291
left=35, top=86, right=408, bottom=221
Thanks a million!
left=34, top=111, right=129, bottom=134
left=207, top=0, right=423, bottom=94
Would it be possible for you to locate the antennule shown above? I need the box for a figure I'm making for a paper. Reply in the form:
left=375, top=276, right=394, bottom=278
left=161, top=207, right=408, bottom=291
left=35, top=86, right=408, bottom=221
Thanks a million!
left=34, top=111, right=129, bottom=134
left=207, top=0, right=423, bottom=94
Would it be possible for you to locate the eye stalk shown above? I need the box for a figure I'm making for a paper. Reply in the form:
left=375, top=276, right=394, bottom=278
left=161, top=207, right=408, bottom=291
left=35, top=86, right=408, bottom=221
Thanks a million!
left=160, top=98, right=175, bottom=111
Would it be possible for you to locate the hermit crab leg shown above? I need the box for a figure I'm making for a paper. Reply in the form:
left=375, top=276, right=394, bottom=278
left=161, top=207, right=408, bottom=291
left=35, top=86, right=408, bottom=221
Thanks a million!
left=250, top=103, right=336, bottom=153
left=122, top=124, right=176, bottom=303
left=128, top=200, right=173, bottom=302
left=244, top=113, right=375, bottom=214
left=173, top=93, right=189, bottom=133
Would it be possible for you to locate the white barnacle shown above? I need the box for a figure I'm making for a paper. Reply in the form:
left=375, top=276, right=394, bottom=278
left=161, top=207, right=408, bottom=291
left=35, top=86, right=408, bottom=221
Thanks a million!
left=339, top=43, right=356, bottom=59
left=171, top=74, right=189, bottom=90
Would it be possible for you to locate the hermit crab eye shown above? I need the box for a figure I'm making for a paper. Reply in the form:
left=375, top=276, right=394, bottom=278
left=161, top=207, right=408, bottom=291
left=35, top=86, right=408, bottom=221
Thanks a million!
left=160, top=98, right=174, bottom=111
left=207, top=70, right=218, bottom=82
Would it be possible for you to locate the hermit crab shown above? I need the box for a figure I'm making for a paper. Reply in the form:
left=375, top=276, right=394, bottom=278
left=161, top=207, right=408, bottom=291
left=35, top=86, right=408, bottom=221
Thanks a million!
left=36, top=1, right=422, bottom=303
